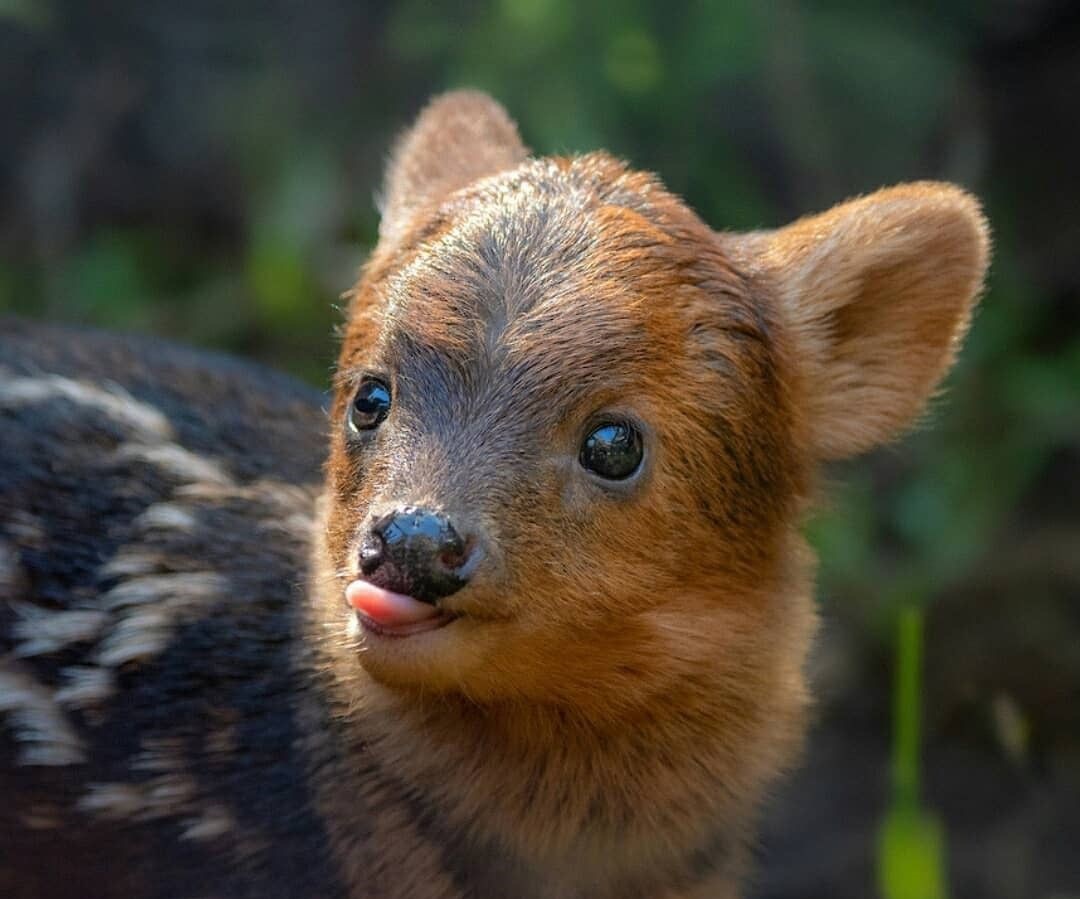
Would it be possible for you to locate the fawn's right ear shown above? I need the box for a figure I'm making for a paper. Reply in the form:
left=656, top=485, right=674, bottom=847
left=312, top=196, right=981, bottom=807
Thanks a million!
left=729, top=182, right=990, bottom=460
left=378, top=91, right=528, bottom=243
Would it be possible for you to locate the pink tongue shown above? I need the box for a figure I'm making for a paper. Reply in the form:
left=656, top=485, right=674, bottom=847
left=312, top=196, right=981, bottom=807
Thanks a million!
left=345, top=580, right=440, bottom=626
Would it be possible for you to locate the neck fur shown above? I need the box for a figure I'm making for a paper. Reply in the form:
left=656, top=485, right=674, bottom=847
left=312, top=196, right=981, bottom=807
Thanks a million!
left=302, top=521, right=813, bottom=898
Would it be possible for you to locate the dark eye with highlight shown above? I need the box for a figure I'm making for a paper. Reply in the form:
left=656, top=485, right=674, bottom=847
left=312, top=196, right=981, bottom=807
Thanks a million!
left=579, top=420, right=644, bottom=481
left=348, top=378, right=391, bottom=433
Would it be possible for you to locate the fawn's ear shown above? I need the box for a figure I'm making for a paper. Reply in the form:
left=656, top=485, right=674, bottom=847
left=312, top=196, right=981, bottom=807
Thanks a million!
left=379, top=91, right=528, bottom=242
left=732, top=182, right=990, bottom=459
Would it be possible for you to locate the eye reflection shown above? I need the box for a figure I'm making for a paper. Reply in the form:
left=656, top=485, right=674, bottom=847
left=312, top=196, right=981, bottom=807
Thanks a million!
left=349, top=378, right=391, bottom=432
left=579, top=420, right=643, bottom=480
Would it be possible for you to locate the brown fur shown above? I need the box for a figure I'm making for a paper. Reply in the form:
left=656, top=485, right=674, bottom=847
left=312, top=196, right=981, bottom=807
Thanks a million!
left=0, top=90, right=989, bottom=899
left=305, top=92, right=990, bottom=897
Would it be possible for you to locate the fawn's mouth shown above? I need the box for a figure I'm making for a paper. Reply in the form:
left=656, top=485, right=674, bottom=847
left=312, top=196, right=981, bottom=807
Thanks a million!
left=345, top=579, right=458, bottom=638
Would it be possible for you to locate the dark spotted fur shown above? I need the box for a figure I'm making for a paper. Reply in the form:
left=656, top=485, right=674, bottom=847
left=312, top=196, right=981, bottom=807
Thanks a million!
left=0, top=320, right=342, bottom=898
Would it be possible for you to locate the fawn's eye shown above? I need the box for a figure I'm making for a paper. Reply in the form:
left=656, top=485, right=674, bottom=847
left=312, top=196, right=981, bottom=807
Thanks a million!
left=348, top=378, right=391, bottom=432
left=579, top=420, right=644, bottom=481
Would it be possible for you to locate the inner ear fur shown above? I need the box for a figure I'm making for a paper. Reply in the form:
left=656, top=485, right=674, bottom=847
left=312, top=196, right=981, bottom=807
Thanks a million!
left=731, top=182, right=990, bottom=459
left=379, top=90, right=529, bottom=243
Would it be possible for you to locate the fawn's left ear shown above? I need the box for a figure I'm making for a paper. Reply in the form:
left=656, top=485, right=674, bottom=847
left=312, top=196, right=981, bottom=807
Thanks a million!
left=730, top=182, right=990, bottom=459
left=379, top=90, right=528, bottom=243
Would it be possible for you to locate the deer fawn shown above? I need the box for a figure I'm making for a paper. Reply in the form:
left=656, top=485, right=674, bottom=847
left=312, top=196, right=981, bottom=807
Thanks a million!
left=0, top=92, right=988, bottom=898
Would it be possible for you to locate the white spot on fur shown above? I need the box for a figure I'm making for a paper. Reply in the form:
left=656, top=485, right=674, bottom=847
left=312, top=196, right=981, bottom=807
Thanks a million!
left=132, top=736, right=186, bottom=773
left=181, top=804, right=234, bottom=841
left=78, top=783, right=146, bottom=819
left=179, top=479, right=316, bottom=514
left=21, top=804, right=63, bottom=829
left=145, top=773, right=196, bottom=810
left=12, top=604, right=109, bottom=657
left=114, top=444, right=233, bottom=487
left=266, top=512, right=316, bottom=543
left=206, top=722, right=238, bottom=756
left=176, top=479, right=316, bottom=543
left=79, top=738, right=248, bottom=846
left=133, top=502, right=199, bottom=533
left=81, top=772, right=200, bottom=823
left=98, top=572, right=228, bottom=611
left=98, top=550, right=167, bottom=580
left=95, top=572, right=229, bottom=666
left=94, top=607, right=174, bottom=667
left=0, top=663, right=85, bottom=765
left=55, top=666, right=115, bottom=708
left=4, top=510, right=45, bottom=547
left=0, top=376, right=172, bottom=441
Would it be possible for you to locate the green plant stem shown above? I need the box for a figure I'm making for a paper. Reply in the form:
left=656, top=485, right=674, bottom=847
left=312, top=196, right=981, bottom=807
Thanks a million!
left=894, top=605, right=922, bottom=805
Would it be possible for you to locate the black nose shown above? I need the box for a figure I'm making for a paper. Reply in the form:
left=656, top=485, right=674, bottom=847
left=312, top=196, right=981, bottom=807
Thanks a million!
left=359, top=506, right=471, bottom=604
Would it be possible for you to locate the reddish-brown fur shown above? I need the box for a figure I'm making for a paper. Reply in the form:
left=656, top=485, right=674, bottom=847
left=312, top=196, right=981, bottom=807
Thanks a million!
left=0, top=91, right=990, bottom=897
left=302, top=91, right=990, bottom=897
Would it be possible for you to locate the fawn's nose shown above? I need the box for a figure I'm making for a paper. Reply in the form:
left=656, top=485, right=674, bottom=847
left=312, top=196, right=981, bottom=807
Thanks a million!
left=359, top=506, right=471, bottom=604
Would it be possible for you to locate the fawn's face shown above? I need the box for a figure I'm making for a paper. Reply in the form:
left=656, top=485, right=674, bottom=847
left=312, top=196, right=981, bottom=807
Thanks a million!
left=325, top=155, right=803, bottom=708
left=319, top=93, right=987, bottom=712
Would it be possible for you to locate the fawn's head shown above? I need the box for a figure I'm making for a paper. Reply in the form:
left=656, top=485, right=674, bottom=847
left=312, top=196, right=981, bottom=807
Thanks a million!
left=319, top=92, right=988, bottom=720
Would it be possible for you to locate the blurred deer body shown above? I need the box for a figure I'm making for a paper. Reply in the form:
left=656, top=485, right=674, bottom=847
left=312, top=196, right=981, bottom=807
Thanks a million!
left=0, top=93, right=988, bottom=898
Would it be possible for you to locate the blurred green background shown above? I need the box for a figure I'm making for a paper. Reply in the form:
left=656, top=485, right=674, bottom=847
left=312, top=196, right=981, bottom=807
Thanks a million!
left=1, top=2, right=1078, bottom=897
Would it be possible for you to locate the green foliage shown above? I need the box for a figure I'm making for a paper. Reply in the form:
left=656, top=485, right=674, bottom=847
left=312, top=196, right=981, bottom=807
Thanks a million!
left=879, top=802, right=948, bottom=899
left=0, top=0, right=53, bottom=30
left=879, top=608, right=949, bottom=899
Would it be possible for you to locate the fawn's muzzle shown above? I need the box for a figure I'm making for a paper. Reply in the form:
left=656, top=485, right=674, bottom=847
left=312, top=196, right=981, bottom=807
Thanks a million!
left=359, top=506, right=471, bottom=604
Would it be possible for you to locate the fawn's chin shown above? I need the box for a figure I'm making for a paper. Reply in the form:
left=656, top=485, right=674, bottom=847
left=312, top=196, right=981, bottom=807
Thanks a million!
left=351, top=611, right=500, bottom=690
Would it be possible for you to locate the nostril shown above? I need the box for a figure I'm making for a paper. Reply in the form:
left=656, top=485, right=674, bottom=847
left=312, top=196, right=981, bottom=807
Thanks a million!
left=435, top=532, right=470, bottom=571
left=359, top=534, right=385, bottom=575
left=438, top=548, right=465, bottom=571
